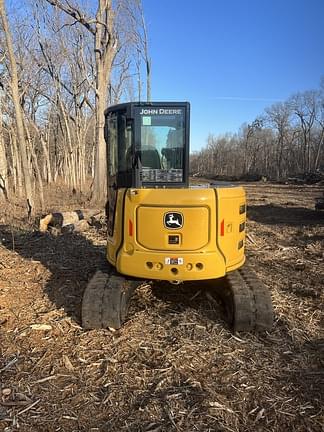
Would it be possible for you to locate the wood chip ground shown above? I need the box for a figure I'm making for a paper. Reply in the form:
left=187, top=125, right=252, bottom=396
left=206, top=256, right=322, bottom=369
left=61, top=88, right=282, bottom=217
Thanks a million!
left=0, top=183, right=323, bottom=431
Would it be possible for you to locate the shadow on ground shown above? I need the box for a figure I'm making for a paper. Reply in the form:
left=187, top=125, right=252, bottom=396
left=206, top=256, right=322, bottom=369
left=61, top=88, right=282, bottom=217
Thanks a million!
left=150, top=279, right=226, bottom=325
left=248, top=204, right=323, bottom=226
left=0, top=225, right=226, bottom=328
left=0, top=225, right=107, bottom=324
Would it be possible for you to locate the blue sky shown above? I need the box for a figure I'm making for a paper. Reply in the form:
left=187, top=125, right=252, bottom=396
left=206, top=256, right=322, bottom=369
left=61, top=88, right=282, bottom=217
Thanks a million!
left=142, top=0, right=324, bottom=151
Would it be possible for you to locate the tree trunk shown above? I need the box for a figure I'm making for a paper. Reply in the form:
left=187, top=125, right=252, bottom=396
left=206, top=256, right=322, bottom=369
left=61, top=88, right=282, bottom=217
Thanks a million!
left=93, top=73, right=108, bottom=204
left=57, top=96, right=76, bottom=190
left=314, top=126, right=324, bottom=169
left=10, top=132, right=22, bottom=195
left=0, top=95, right=8, bottom=200
left=139, top=0, right=151, bottom=102
left=25, top=122, right=45, bottom=211
left=92, top=0, right=117, bottom=205
left=40, top=135, right=53, bottom=184
left=0, top=0, right=34, bottom=216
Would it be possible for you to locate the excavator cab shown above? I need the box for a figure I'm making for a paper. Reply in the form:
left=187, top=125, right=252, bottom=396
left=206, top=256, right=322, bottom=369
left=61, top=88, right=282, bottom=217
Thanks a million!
left=104, top=102, right=189, bottom=239
left=82, top=102, right=273, bottom=332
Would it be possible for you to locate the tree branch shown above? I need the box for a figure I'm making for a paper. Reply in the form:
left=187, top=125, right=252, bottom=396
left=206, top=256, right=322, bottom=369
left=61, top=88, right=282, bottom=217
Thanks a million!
left=44, top=0, right=96, bottom=35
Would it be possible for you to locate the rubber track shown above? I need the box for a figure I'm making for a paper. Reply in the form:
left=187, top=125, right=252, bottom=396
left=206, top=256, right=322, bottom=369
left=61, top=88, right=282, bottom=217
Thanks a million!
left=225, top=266, right=273, bottom=332
left=239, top=266, right=274, bottom=331
left=82, top=270, right=138, bottom=330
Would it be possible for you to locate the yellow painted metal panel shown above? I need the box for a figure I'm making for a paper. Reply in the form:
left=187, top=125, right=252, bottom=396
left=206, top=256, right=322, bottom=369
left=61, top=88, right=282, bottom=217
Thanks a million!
left=107, top=186, right=246, bottom=281
left=107, top=189, right=125, bottom=265
left=216, top=187, right=246, bottom=269
left=136, top=206, right=209, bottom=251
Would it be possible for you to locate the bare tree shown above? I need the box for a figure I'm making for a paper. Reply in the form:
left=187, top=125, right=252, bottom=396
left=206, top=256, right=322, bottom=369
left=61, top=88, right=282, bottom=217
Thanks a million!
left=314, top=87, right=324, bottom=169
left=289, top=91, right=317, bottom=172
left=265, top=102, right=292, bottom=180
left=136, top=0, right=151, bottom=101
left=43, top=0, right=118, bottom=204
left=0, top=85, right=8, bottom=200
left=0, top=0, right=34, bottom=215
left=240, top=119, right=263, bottom=174
left=124, top=0, right=151, bottom=101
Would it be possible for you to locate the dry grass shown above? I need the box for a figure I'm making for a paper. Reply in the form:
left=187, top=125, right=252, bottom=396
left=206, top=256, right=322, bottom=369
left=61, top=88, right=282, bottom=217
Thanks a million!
left=0, top=182, right=323, bottom=432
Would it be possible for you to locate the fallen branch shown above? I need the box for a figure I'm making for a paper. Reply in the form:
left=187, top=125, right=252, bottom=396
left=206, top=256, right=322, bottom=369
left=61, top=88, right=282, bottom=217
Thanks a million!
left=17, top=399, right=41, bottom=416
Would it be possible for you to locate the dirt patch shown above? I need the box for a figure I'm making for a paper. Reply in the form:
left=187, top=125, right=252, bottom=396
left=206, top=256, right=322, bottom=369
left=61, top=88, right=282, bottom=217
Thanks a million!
left=0, top=183, right=323, bottom=431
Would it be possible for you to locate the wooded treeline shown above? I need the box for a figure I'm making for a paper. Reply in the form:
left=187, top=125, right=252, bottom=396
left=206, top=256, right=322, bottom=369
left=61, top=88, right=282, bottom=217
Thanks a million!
left=0, top=0, right=150, bottom=213
left=191, top=81, right=324, bottom=181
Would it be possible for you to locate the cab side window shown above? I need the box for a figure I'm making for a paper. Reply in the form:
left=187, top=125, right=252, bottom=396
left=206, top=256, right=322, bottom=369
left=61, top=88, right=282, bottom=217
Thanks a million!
left=107, top=115, right=118, bottom=177
left=119, top=117, right=133, bottom=173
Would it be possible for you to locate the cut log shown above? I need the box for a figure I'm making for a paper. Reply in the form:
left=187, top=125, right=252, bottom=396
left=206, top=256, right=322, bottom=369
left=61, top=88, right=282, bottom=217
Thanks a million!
left=39, top=209, right=102, bottom=232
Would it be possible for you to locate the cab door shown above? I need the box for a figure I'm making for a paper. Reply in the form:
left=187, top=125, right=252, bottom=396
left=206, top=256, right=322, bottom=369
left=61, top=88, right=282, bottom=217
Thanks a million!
left=106, top=110, right=133, bottom=262
left=106, top=113, right=118, bottom=238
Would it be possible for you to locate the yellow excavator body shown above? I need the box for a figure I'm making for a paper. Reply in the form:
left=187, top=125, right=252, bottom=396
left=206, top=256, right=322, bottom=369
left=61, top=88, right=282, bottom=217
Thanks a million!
left=82, top=101, right=273, bottom=333
left=107, top=187, right=246, bottom=281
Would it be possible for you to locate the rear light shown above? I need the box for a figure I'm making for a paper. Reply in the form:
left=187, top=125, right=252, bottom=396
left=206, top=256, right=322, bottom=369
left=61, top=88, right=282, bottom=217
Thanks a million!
left=220, top=219, right=225, bottom=236
left=128, top=220, right=133, bottom=236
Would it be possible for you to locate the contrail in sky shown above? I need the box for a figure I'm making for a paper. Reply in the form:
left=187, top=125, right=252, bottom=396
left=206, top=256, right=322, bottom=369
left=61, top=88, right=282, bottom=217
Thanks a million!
left=210, top=96, right=283, bottom=102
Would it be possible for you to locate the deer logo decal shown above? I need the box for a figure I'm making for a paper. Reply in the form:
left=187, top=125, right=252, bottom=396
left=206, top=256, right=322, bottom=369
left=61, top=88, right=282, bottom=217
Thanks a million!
left=164, top=212, right=183, bottom=229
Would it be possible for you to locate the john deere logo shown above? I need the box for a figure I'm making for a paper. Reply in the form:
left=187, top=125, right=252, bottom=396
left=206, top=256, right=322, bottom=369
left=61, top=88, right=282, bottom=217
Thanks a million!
left=164, top=212, right=183, bottom=229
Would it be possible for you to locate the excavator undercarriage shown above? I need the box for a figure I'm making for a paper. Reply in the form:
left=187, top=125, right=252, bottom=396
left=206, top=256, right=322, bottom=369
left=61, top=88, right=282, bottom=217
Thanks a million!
left=82, top=265, right=273, bottom=333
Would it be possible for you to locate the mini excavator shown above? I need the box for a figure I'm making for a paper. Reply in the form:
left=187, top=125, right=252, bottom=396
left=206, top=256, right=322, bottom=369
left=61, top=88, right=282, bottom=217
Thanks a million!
left=82, top=102, right=273, bottom=332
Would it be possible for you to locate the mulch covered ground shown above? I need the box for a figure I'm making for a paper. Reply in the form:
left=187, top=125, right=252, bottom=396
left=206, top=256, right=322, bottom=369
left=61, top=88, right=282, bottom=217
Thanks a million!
left=0, top=183, right=323, bottom=432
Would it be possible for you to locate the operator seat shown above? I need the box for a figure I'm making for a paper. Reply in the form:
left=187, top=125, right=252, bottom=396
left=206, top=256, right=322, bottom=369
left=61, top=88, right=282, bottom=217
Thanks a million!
left=141, top=146, right=161, bottom=169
